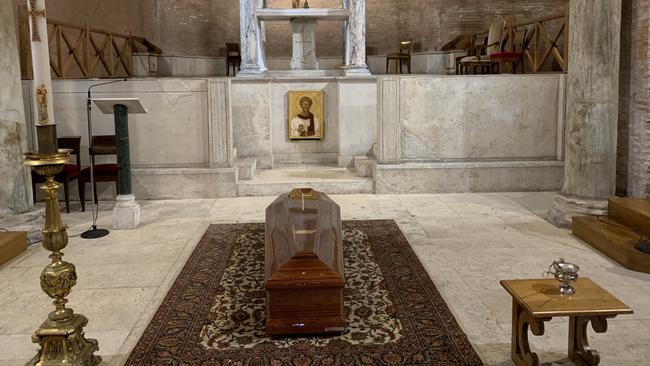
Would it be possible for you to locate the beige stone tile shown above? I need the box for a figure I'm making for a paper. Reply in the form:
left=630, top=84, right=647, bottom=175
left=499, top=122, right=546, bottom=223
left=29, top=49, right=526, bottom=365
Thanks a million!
left=503, top=191, right=556, bottom=213
left=418, top=214, right=520, bottom=241
left=0, top=334, right=39, bottom=363
left=2, top=194, right=649, bottom=365
left=436, top=192, right=533, bottom=217
left=0, top=290, right=53, bottom=335
left=67, top=288, right=158, bottom=333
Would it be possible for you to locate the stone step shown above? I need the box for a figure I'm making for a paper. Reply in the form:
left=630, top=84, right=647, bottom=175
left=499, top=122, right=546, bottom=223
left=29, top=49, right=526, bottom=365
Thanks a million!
left=573, top=215, right=650, bottom=274
left=608, top=197, right=650, bottom=237
left=353, top=156, right=376, bottom=177
left=0, top=231, right=28, bottom=266
left=236, top=158, right=257, bottom=181
left=236, top=165, right=374, bottom=197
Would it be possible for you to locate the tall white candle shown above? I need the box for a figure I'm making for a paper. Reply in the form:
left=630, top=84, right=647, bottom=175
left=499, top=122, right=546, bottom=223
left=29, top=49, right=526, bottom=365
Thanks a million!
left=27, top=0, right=56, bottom=129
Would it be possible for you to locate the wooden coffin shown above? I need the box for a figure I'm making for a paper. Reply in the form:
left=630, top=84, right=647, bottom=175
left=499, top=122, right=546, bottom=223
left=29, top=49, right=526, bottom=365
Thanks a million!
left=265, top=188, right=345, bottom=336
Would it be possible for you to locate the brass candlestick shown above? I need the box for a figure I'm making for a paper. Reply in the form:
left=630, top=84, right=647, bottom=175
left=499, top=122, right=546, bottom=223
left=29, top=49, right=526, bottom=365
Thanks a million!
left=24, top=151, right=101, bottom=366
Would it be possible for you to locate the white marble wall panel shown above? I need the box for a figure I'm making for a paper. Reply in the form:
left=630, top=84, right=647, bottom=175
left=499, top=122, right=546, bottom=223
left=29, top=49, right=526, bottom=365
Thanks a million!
left=375, top=161, right=564, bottom=194
left=270, top=80, right=339, bottom=164
left=398, top=75, right=562, bottom=161
left=41, top=79, right=209, bottom=168
left=377, top=77, right=400, bottom=163
left=208, top=79, right=233, bottom=167
left=231, top=80, right=273, bottom=168
left=338, top=80, right=377, bottom=165
left=132, top=168, right=236, bottom=199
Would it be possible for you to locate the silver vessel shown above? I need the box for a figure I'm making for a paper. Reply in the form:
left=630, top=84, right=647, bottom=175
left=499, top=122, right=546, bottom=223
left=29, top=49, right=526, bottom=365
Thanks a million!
left=543, top=258, right=579, bottom=295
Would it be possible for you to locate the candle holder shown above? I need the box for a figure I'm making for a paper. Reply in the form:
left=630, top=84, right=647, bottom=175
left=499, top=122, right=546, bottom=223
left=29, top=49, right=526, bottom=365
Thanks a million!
left=23, top=151, right=101, bottom=366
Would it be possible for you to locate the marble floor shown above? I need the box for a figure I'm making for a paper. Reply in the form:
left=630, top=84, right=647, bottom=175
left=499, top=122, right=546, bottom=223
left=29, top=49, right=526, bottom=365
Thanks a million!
left=1, top=192, right=648, bottom=365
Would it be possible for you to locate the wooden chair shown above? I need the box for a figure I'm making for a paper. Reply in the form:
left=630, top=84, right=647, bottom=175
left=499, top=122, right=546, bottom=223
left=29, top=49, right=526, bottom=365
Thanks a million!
left=490, top=25, right=534, bottom=74
left=78, top=135, right=118, bottom=212
left=386, top=40, right=412, bottom=74
left=31, top=136, right=82, bottom=213
left=226, top=43, right=241, bottom=76
left=459, top=17, right=506, bottom=74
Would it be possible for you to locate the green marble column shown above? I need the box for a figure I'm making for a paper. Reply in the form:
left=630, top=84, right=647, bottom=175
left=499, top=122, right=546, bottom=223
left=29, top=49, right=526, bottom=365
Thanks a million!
left=113, top=104, right=132, bottom=196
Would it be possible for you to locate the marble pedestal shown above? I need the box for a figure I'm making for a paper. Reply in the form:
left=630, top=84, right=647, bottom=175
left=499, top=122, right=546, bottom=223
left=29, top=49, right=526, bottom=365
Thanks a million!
left=290, top=19, right=319, bottom=70
left=112, top=194, right=141, bottom=230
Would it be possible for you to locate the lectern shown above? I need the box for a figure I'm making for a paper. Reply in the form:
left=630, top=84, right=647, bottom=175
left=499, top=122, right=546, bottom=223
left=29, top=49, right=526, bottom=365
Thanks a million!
left=92, top=98, right=147, bottom=230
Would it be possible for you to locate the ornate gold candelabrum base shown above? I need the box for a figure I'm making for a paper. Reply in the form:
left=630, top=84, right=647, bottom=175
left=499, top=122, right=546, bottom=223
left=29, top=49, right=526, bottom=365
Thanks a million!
left=24, top=152, right=101, bottom=366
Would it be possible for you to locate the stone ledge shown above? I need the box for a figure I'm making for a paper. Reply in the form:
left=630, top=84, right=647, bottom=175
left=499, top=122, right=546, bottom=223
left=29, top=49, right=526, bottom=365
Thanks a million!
left=375, top=161, right=564, bottom=194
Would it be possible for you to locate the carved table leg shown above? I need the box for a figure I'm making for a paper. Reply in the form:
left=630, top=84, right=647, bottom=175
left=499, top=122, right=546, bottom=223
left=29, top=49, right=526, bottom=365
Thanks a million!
left=568, top=315, right=611, bottom=366
left=511, top=300, right=551, bottom=366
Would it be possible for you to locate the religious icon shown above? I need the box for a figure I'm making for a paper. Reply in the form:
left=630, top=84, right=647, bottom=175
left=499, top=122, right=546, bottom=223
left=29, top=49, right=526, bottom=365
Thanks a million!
left=35, top=84, right=49, bottom=125
left=288, top=91, right=324, bottom=140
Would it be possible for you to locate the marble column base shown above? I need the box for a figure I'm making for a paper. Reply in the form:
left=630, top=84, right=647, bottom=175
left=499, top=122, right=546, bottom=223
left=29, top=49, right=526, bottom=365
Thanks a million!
left=112, top=194, right=141, bottom=230
left=236, top=66, right=266, bottom=76
left=343, top=66, right=371, bottom=76
left=547, top=193, right=608, bottom=228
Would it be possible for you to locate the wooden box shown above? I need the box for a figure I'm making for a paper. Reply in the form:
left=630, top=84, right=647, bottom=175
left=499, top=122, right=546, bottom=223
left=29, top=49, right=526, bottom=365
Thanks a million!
left=265, top=188, right=345, bottom=336
left=0, top=231, right=28, bottom=267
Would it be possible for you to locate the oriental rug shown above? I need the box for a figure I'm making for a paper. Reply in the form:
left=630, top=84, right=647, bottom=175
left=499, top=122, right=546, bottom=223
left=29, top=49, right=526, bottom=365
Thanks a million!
left=125, top=220, right=483, bottom=366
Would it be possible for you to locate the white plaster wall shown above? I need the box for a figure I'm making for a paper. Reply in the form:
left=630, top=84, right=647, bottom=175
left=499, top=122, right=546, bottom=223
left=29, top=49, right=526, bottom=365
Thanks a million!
left=398, top=75, right=564, bottom=161
left=24, top=79, right=210, bottom=168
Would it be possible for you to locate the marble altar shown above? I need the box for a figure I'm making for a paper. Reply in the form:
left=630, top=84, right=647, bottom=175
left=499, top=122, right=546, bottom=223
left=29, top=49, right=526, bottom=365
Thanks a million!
left=240, top=1, right=369, bottom=75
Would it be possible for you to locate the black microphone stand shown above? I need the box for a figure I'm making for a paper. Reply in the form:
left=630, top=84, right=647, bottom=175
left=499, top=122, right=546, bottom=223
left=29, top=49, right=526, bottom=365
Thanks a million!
left=81, top=79, right=127, bottom=239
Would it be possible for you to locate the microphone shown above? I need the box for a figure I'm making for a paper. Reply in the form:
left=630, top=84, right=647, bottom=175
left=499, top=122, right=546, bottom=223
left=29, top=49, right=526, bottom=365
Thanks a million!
left=87, top=79, right=128, bottom=106
left=81, top=78, right=128, bottom=240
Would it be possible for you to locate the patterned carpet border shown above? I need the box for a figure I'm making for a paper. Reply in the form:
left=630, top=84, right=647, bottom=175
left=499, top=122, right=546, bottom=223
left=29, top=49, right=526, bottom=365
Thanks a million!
left=125, top=220, right=483, bottom=365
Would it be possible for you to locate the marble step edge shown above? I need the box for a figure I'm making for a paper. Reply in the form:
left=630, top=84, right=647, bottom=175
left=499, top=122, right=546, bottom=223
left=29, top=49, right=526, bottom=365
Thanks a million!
left=131, top=166, right=236, bottom=175
left=375, top=160, right=564, bottom=170
left=354, top=156, right=377, bottom=178
left=608, top=197, right=650, bottom=237
left=235, top=158, right=258, bottom=181
left=236, top=180, right=374, bottom=197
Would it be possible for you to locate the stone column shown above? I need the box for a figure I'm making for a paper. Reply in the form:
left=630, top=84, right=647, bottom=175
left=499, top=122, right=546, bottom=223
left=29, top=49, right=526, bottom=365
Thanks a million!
left=549, top=0, right=622, bottom=227
left=239, top=0, right=266, bottom=75
left=0, top=0, right=31, bottom=216
left=112, top=104, right=140, bottom=230
left=344, top=0, right=370, bottom=75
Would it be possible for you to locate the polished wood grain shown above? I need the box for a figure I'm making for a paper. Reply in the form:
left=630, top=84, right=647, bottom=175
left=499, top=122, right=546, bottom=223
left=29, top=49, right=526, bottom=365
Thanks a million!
left=501, top=278, right=633, bottom=317
left=502, top=278, right=633, bottom=366
left=265, top=188, right=344, bottom=336
left=573, top=216, right=650, bottom=274
left=0, top=232, right=27, bottom=266
left=608, top=197, right=650, bottom=237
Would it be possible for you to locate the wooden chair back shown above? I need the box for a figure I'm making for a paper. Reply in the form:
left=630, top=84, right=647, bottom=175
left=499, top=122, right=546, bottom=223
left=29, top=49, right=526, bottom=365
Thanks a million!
left=57, top=136, right=81, bottom=167
left=400, top=40, right=412, bottom=55
left=90, top=135, right=116, bottom=156
left=226, top=43, right=241, bottom=57
left=486, top=17, right=506, bottom=56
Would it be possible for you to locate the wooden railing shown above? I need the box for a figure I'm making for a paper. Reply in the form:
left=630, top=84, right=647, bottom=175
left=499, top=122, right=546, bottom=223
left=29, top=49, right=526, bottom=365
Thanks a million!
left=18, top=6, right=161, bottom=79
left=448, top=10, right=569, bottom=73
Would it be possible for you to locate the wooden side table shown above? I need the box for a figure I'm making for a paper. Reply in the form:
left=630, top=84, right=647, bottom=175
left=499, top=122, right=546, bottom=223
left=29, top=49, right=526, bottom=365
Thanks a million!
left=500, top=278, right=633, bottom=366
